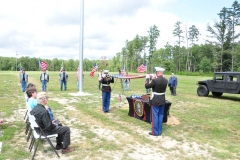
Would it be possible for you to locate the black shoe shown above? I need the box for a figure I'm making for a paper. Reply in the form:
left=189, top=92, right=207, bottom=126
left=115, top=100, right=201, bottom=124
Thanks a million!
left=149, top=132, right=154, bottom=136
left=56, top=144, right=63, bottom=150
left=148, top=132, right=161, bottom=136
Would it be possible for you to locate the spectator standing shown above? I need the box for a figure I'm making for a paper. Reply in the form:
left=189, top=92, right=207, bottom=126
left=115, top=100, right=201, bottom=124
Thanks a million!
left=40, top=69, right=49, bottom=91
left=145, top=73, right=152, bottom=93
left=19, top=69, right=28, bottom=92
left=124, top=72, right=130, bottom=91
left=59, top=69, right=68, bottom=91
left=168, top=73, right=178, bottom=96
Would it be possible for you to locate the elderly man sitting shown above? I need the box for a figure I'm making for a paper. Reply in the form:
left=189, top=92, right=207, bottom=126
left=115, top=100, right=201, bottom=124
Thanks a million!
left=30, top=92, right=74, bottom=154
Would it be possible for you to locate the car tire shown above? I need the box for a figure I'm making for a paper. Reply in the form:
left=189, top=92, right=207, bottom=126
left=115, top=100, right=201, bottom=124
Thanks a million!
left=197, top=85, right=209, bottom=96
left=212, top=92, right=223, bottom=97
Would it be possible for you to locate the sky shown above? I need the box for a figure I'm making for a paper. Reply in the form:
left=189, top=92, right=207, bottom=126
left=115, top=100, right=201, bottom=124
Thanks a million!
left=0, top=0, right=235, bottom=60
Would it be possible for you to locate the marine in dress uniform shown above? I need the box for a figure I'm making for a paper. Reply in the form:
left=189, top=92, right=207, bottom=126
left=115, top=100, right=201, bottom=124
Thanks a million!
left=40, top=69, right=49, bottom=91
left=145, top=67, right=168, bottom=136
left=101, top=70, right=114, bottom=113
left=19, top=69, right=28, bottom=92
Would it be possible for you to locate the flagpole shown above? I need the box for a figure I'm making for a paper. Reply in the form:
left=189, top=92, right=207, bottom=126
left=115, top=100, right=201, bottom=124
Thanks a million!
left=78, top=0, right=84, bottom=92
left=16, top=51, right=18, bottom=71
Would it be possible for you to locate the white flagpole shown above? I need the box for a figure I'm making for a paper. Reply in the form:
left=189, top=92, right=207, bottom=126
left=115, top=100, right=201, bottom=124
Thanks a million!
left=78, top=0, right=84, bottom=92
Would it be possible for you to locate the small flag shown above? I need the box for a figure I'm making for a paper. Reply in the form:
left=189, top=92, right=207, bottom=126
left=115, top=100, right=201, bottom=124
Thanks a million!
left=76, top=66, right=80, bottom=78
left=20, top=63, right=23, bottom=73
left=60, top=61, right=64, bottom=72
left=137, top=63, right=146, bottom=73
left=89, top=62, right=98, bottom=78
left=39, top=59, right=48, bottom=71
left=118, top=94, right=122, bottom=102
left=121, top=66, right=125, bottom=76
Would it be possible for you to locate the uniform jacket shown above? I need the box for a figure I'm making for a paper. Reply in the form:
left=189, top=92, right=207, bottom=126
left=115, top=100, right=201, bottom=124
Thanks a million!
left=40, top=73, right=49, bottom=82
left=59, top=72, right=68, bottom=81
left=101, top=76, right=114, bottom=92
left=145, top=76, right=168, bottom=106
left=19, top=73, right=28, bottom=82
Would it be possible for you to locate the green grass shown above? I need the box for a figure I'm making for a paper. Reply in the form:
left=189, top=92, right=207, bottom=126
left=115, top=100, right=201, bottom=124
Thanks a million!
left=0, top=71, right=239, bottom=159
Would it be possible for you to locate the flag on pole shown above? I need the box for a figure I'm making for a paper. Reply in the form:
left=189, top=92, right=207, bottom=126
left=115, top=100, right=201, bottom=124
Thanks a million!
left=39, top=58, right=48, bottom=71
left=76, top=66, right=80, bottom=78
left=137, top=63, right=147, bottom=73
left=89, top=62, right=98, bottom=78
left=20, top=63, right=23, bottom=73
left=118, top=94, right=122, bottom=107
left=120, top=65, right=125, bottom=75
left=118, top=94, right=122, bottom=102
left=60, top=61, right=64, bottom=72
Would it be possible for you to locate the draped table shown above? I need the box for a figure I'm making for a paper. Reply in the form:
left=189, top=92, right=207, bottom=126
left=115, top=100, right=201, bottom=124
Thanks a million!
left=126, top=97, right=172, bottom=123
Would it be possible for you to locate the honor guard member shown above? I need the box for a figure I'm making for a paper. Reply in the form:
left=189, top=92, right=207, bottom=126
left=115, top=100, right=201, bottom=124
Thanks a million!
left=101, top=70, right=114, bottom=113
left=59, top=69, right=68, bottom=91
left=145, top=67, right=168, bottom=136
left=19, top=69, right=28, bottom=92
left=40, top=69, right=49, bottom=91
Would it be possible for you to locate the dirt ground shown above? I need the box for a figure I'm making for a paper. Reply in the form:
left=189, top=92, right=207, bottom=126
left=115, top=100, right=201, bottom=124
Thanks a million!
left=4, top=94, right=216, bottom=160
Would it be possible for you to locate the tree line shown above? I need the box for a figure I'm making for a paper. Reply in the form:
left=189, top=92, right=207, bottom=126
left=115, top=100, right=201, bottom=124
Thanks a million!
left=1, top=1, right=240, bottom=74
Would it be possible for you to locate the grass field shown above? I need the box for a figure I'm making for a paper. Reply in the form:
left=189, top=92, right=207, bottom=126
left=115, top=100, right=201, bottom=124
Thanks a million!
left=0, top=71, right=239, bottom=160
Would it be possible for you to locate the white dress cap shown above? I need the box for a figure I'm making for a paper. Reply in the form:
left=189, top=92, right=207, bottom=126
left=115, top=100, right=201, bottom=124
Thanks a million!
left=104, top=70, right=109, bottom=74
left=155, top=67, right=165, bottom=72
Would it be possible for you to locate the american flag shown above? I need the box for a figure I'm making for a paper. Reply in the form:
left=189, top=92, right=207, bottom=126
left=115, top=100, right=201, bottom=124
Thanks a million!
left=121, top=66, right=125, bottom=75
left=76, top=66, right=80, bottom=78
left=89, top=62, right=98, bottom=78
left=39, top=59, right=48, bottom=71
left=118, top=94, right=122, bottom=102
left=137, top=63, right=147, bottom=73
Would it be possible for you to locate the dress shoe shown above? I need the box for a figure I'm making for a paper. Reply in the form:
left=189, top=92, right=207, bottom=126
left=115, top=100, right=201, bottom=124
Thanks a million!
left=62, top=147, right=75, bottom=154
left=148, top=132, right=161, bottom=136
left=149, top=132, right=154, bottom=136
left=55, top=144, right=63, bottom=150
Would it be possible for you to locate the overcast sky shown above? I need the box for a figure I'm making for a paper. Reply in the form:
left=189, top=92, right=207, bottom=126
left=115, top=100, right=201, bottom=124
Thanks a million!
left=0, top=0, right=235, bottom=60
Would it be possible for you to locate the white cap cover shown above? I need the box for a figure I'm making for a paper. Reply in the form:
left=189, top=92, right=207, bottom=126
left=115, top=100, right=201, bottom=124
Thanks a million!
left=155, top=67, right=165, bottom=72
left=104, top=70, right=109, bottom=74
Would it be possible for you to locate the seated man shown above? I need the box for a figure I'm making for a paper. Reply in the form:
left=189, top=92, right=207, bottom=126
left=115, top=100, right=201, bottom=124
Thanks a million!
left=30, top=92, right=74, bottom=154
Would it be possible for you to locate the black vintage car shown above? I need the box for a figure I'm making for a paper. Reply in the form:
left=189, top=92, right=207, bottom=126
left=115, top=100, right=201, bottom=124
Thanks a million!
left=197, top=72, right=240, bottom=97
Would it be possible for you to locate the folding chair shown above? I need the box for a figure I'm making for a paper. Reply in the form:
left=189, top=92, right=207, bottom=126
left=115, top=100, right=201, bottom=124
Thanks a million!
left=28, top=114, right=60, bottom=160
left=24, top=102, right=29, bottom=120
left=25, top=104, right=32, bottom=139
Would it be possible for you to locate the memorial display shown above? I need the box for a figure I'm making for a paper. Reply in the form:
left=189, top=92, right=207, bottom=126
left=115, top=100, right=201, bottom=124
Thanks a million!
left=126, top=97, right=171, bottom=123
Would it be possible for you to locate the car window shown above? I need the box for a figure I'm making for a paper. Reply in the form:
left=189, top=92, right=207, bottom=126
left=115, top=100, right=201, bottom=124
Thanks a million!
left=227, top=75, right=237, bottom=82
left=215, top=75, right=224, bottom=80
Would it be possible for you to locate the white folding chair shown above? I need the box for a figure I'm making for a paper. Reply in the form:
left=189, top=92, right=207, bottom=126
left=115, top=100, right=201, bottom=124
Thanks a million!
left=25, top=104, right=32, bottom=139
left=28, top=114, right=60, bottom=160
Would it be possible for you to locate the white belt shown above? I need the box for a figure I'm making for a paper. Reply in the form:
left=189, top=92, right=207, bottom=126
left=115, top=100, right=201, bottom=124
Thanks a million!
left=153, top=92, right=164, bottom=95
left=102, top=84, right=110, bottom=86
left=151, top=92, right=164, bottom=99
